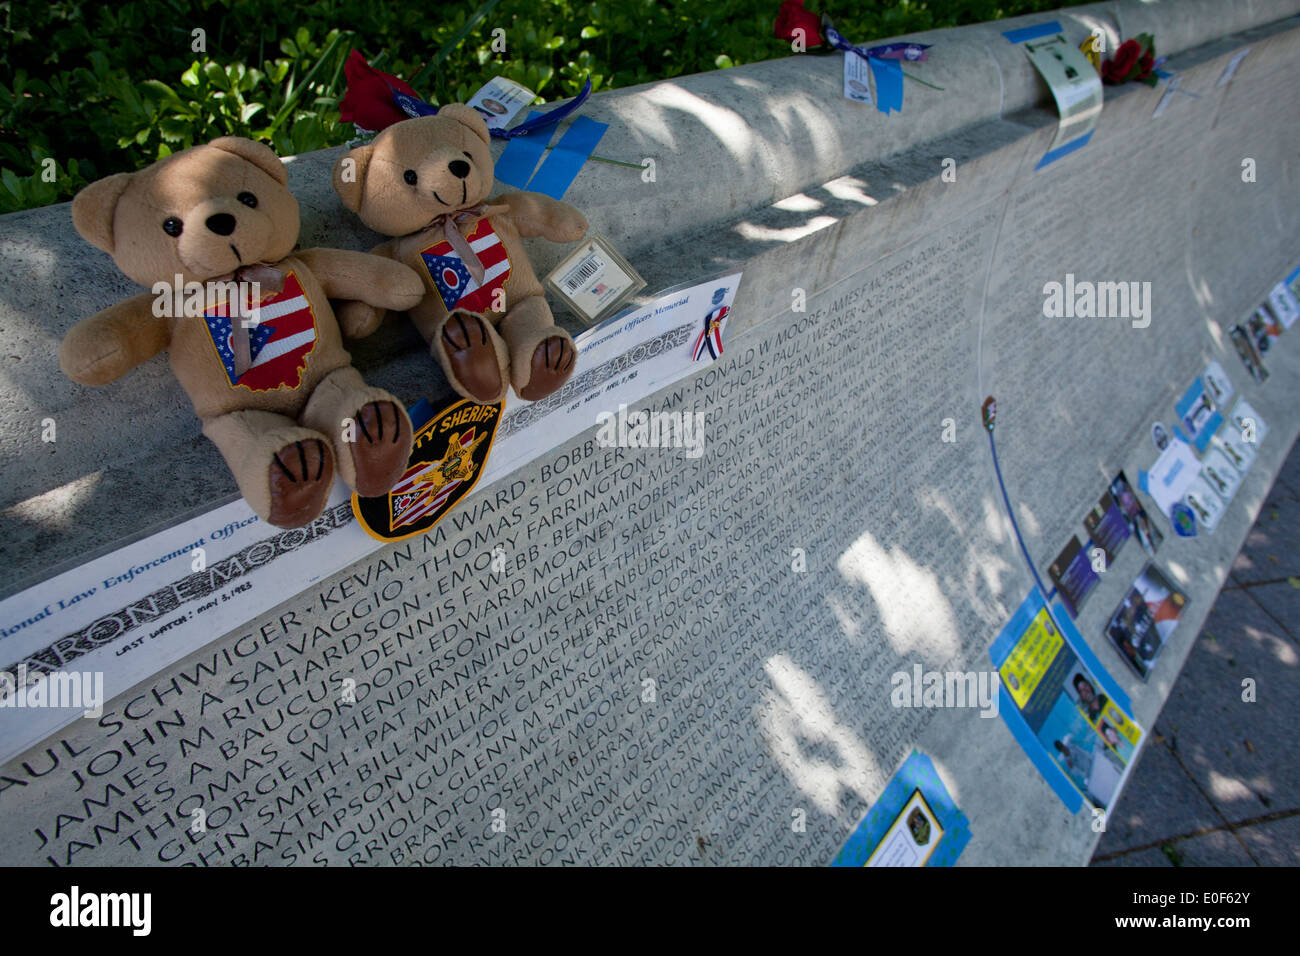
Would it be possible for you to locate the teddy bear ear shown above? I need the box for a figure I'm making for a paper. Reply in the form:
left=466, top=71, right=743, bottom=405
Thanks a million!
left=71, top=172, right=133, bottom=255
left=207, top=137, right=289, bottom=185
left=438, top=104, right=492, bottom=146
left=332, top=144, right=374, bottom=213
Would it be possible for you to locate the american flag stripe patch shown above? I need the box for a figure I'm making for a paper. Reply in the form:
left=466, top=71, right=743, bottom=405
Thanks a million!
left=248, top=329, right=316, bottom=369
left=252, top=294, right=309, bottom=323
left=203, top=272, right=318, bottom=391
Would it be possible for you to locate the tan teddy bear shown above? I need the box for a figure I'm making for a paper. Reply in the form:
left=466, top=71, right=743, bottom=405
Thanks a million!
left=60, top=137, right=426, bottom=528
left=331, top=105, right=588, bottom=404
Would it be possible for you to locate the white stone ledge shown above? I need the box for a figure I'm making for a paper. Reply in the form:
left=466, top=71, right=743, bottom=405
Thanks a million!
left=2, top=0, right=1298, bottom=592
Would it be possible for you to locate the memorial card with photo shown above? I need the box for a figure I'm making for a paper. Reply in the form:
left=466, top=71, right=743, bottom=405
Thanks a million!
left=832, top=751, right=971, bottom=867
left=1199, top=446, right=1243, bottom=504
left=1201, top=360, right=1234, bottom=408
left=1020, top=32, right=1103, bottom=164
left=1047, top=535, right=1100, bottom=618
left=1211, top=428, right=1256, bottom=476
left=1229, top=323, right=1269, bottom=383
left=992, top=591, right=1143, bottom=813
left=1183, top=475, right=1226, bottom=533
left=1083, top=490, right=1131, bottom=565
left=1174, top=376, right=1223, bottom=453
left=1104, top=563, right=1188, bottom=681
left=864, top=790, right=944, bottom=867
left=1270, top=280, right=1300, bottom=330
left=1109, top=471, right=1163, bottom=556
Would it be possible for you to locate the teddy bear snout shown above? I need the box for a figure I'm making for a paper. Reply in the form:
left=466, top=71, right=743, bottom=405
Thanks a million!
left=205, top=213, right=237, bottom=236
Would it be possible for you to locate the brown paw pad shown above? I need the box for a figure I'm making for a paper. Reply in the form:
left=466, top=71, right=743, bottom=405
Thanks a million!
left=351, top=401, right=411, bottom=497
left=267, top=439, right=334, bottom=528
left=518, top=335, right=576, bottom=401
left=440, top=310, right=502, bottom=403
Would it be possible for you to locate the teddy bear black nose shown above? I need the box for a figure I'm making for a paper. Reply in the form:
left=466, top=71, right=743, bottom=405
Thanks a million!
left=448, top=160, right=471, bottom=179
left=205, top=213, right=237, bottom=236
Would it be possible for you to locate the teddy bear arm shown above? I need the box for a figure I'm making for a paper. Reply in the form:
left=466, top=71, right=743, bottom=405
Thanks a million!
left=295, top=247, right=424, bottom=311
left=499, top=192, right=588, bottom=242
left=59, top=294, right=170, bottom=386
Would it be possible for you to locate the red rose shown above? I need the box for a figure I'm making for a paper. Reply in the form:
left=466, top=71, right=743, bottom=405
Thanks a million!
left=339, top=50, right=421, bottom=132
left=1101, top=39, right=1142, bottom=84
left=1134, top=50, right=1155, bottom=79
left=774, top=0, right=823, bottom=48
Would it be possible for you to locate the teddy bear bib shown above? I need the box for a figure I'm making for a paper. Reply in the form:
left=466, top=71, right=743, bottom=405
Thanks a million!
left=419, top=218, right=512, bottom=316
left=203, top=270, right=319, bottom=391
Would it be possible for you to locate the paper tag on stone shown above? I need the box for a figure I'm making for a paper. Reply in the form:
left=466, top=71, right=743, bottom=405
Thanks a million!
left=545, top=233, right=646, bottom=326
left=467, top=76, right=536, bottom=130
left=843, top=52, right=873, bottom=104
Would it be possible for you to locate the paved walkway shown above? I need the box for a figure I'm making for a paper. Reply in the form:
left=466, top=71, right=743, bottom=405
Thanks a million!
left=1091, top=437, right=1300, bottom=867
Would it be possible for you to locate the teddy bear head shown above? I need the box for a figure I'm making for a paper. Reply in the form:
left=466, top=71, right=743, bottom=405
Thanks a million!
left=332, top=105, right=495, bottom=237
left=72, top=137, right=300, bottom=288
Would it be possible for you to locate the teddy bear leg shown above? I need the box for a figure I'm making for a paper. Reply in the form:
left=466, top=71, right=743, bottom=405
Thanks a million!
left=299, top=366, right=414, bottom=497
left=499, top=295, right=576, bottom=401
left=202, top=410, right=336, bottom=529
left=431, top=309, right=511, bottom=404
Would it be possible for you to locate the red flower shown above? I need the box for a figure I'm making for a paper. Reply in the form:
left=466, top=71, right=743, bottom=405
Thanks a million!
left=1134, top=51, right=1155, bottom=80
left=774, top=0, right=823, bottom=48
left=339, top=50, right=420, bottom=132
left=1101, top=39, right=1142, bottom=84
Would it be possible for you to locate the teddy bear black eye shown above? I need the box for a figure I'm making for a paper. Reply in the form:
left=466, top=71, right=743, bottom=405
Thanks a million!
left=403, top=169, right=418, bottom=186
left=237, top=192, right=258, bottom=208
left=162, top=217, right=183, bottom=238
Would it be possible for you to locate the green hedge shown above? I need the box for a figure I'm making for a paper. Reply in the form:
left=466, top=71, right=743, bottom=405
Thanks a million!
left=2, top=0, right=1084, bottom=212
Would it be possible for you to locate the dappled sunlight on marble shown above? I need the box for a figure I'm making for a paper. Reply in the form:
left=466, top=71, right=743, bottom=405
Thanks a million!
left=835, top=529, right=961, bottom=660
left=735, top=215, right=838, bottom=244
left=823, top=175, right=879, bottom=206
left=759, top=652, right=879, bottom=814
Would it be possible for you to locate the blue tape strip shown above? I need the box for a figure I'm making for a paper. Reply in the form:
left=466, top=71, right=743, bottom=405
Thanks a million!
left=1052, top=601, right=1133, bottom=715
left=869, top=57, right=904, bottom=113
left=525, top=115, right=608, bottom=199
left=995, top=685, right=1085, bottom=813
left=406, top=397, right=435, bottom=433
left=1035, top=130, right=1093, bottom=169
left=831, top=751, right=972, bottom=866
left=1003, top=21, right=1062, bottom=44
left=493, top=111, right=550, bottom=188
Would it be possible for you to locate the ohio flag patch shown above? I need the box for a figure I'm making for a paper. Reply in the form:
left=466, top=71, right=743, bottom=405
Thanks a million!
left=203, top=271, right=318, bottom=391
left=420, top=218, right=512, bottom=315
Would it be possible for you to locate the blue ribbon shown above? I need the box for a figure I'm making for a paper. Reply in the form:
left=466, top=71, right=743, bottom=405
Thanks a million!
left=824, top=20, right=912, bottom=114
left=391, top=78, right=593, bottom=140
left=870, top=57, right=904, bottom=113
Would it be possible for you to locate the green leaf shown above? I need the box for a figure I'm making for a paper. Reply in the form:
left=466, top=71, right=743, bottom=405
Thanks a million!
left=1287, top=577, right=1300, bottom=590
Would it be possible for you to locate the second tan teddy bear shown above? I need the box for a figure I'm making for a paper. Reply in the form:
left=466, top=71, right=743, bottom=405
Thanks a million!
left=332, top=105, right=588, bottom=404
left=61, top=137, right=426, bottom=528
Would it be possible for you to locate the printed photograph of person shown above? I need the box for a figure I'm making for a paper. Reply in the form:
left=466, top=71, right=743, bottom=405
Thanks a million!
left=1042, top=695, right=1124, bottom=810
left=1109, top=471, right=1163, bottom=556
left=1104, top=563, right=1188, bottom=680
left=1070, top=673, right=1108, bottom=722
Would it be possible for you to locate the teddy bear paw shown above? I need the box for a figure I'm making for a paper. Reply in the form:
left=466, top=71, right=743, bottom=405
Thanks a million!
left=267, top=438, right=335, bottom=529
left=518, top=335, right=576, bottom=401
left=440, top=310, right=504, bottom=403
left=349, top=401, right=411, bottom=497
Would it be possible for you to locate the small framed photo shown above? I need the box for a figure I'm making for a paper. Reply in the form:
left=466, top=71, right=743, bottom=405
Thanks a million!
left=544, top=233, right=646, bottom=327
